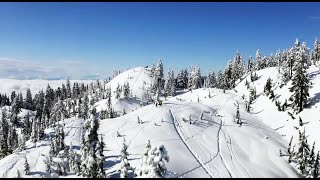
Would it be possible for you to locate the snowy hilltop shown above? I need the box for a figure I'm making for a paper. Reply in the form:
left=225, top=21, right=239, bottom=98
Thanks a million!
left=0, top=38, right=320, bottom=178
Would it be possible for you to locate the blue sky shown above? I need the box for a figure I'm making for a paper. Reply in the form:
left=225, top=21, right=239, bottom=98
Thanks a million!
left=0, top=2, right=319, bottom=79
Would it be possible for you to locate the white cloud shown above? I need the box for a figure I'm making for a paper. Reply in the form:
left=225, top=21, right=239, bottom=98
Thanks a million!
left=0, top=57, right=109, bottom=80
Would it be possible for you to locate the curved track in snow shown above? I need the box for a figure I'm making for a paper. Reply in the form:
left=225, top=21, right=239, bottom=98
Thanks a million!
left=168, top=108, right=214, bottom=178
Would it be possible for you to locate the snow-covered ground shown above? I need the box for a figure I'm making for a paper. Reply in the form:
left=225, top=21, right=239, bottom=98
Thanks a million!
left=2, top=65, right=320, bottom=177
left=235, top=65, right=320, bottom=153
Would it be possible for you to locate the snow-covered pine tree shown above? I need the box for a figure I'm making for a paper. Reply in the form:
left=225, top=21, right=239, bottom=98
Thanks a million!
left=280, top=50, right=291, bottom=87
left=24, top=157, right=30, bottom=175
left=150, top=63, right=156, bottom=78
left=136, top=139, right=170, bottom=178
left=170, top=72, right=176, bottom=97
left=49, top=100, right=67, bottom=127
left=216, top=70, right=223, bottom=89
left=25, top=88, right=33, bottom=110
left=235, top=103, right=241, bottom=125
left=80, top=108, right=105, bottom=178
left=7, top=125, right=18, bottom=152
left=115, top=83, right=121, bottom=99
left=247, top=55, right=254, bottom=73
left=223, top=59, right=233, bottom=89
left=268, top=53, right=276, bottom=67
left=308, top=142, right=316, bottom=171
left=275, top=50, right=282, bottom=73
left=0, top=109, right=9, bottom=158
left=264, top=77, right=272, bottom=96
left=312, top=38, right=320, bottom=65
left=18, top=92, right=23, bottom=109
left=155, top=59, right=164, bottom=89
left=58, top=125, right=65, bottom=151
left=287, top=39, right=301, bottom=78
left=245, top=99, right=251, bottom=113
left=82, top=93, right=89, bottom=120
left=183, top=69, right=188, bottom=89
left=107, top=96, right=114, bottom=118
left=105, top=86, right=111, bottom=98
left=66, top=78, right=72, bottom=98
left=255, top=49, right=262, bottom=70
left=10, top=91, right=16, bottom=105
left=188, top=66, right=202, bottom=90
left=176, top=69, right=186, bottom=89
left=206, top=71, right=217, bottom=88
left=289, top=42, right=311, bottom=113
left=261, top=55, right=268, bottom=69
left=22, top=112, right=31, bottom=140
left=231, top=51, right=244, bottom=87
left=96, top=134, right=105, bottom=178
left=17, top=134, right=26, bottom=151
left=249, top=85, right=257, bottom=103
left=164, top=70, right=172, bottom=97
left=295, top=127, right=310, bottom=175
left=308, top=151, right=320, bottom=178
left=187, top=66, right=194, bottom=91
left=123, top=82, right=130, bottom=99
left=288, top=135, right=293, bottom=163
left=118, top=138, right=133, bottom=178
left=30, top=117, right=38, bottom=143
left=10, top=96, right=21, bottom=126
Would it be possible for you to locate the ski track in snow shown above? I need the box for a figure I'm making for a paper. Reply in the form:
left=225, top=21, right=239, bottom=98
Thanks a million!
left=216, top=117, right=233, bottom=177
left=221, top=129, right=251, bottom=178
left=164, top=94, right=240, bottom=178
left=168, top=108, right=214, bottom=178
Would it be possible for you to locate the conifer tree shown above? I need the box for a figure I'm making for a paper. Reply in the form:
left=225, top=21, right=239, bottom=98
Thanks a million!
left=255, top=49, right=262, bottom=70
left=264, top=77, right=272, bottom=96
left=10, top=96, right=21, bottom=126
left=118, top=138, right=133, bottom=178
left=115, top=83, right=121, bottom=99
left=24, top=157, right=30, bottom=175
left=80, top=108, right=105, bottom=178
left=235, top=103, right=241, bottom=125
left=25, top=88, right=33, bottom=110
left=309, top=151, right=320, bottom=178
left=123, top=82, right=130, bottom=99
left=289, top=42, right=311, bottom=113
left=66, top=78, right=72, bottom=98
left=107, top=96, right=114, bottom=118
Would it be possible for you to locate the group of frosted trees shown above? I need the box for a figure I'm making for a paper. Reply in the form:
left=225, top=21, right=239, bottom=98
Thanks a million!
left=150, top=59, right=203, bottom=99
left=0, top=75, right=124, bottom=173
left=0, top=72, right=171, bottom=177
left=243, top=38, right=315, bottom=115
left=114, top=82, right=131, bottom=100
left=282, top=117, right=320, bottom=178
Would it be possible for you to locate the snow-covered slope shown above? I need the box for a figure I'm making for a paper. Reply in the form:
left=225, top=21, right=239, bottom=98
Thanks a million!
left=4, top=65, right=319, bottom=177
left=235, top=65, right=320, bottom=154
left=0, top=88, right=299, bottom=178
left=94, top=67, right=154, bottom=115
left=104, top=67, right=153, bottom=101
